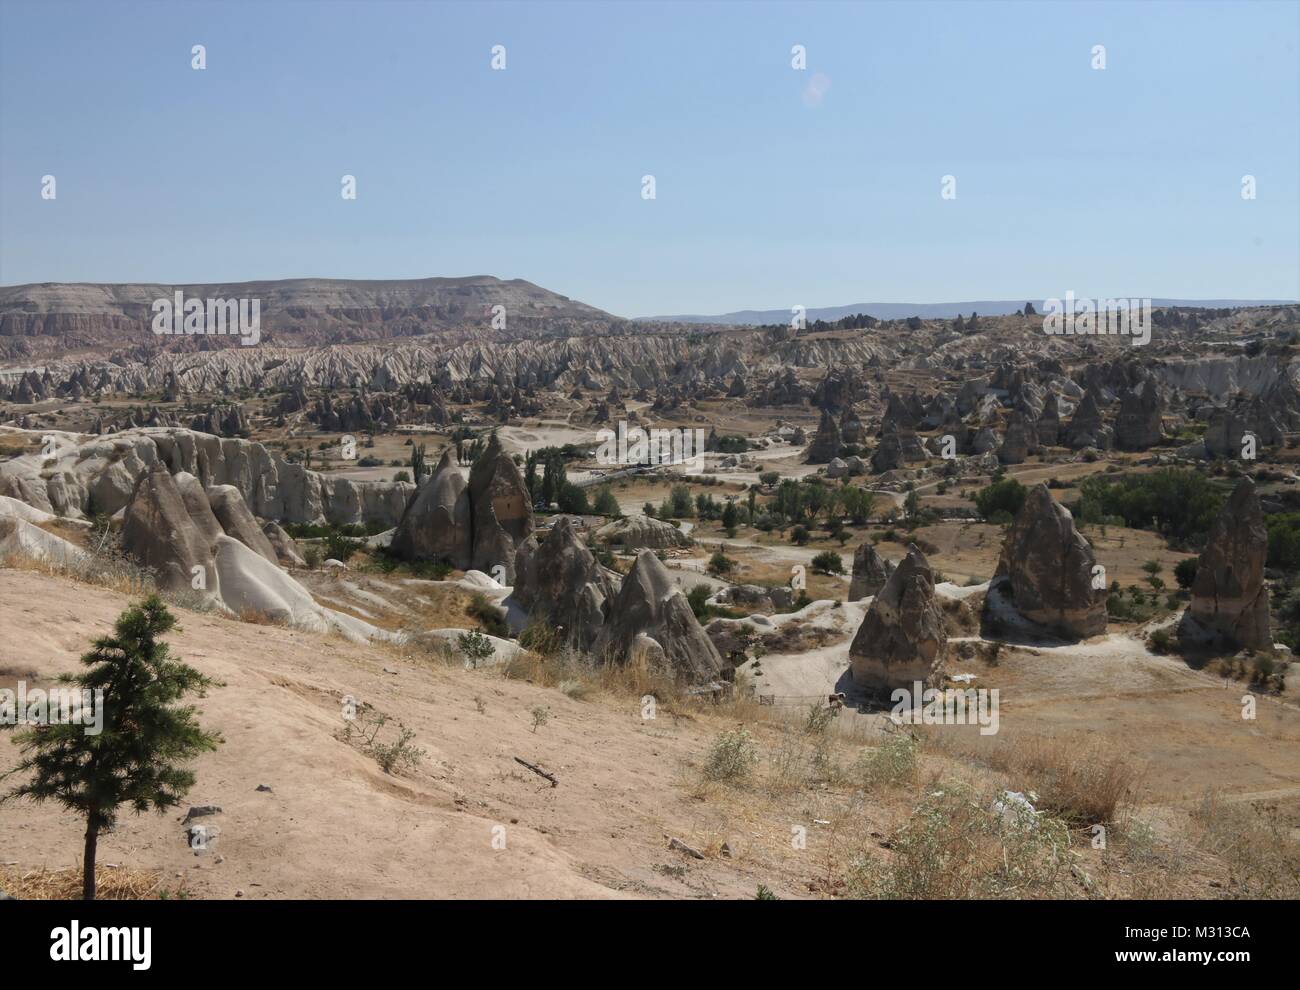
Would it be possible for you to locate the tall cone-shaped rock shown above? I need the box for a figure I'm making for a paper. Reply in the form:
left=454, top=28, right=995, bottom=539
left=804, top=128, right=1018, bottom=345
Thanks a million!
left=1185, top=478, right=1271, bottom=650
left=512, top=517, right=617, bottom=651
left=122, top=462, right=217, bottom=596
left=848, top=542, right=895, bottom=600
left=994, top=483, right=1106, bottom=638
left=594, top=549, right=725, bottom=683
left=805, top=408, right=841, bottom=463
left=468, top=432, right=534, bottom=580
left=1065, top=390, right=1113, bottom=450
left=390, top=447, right=473, bottom=568
left=849, top=545, right=947, bottom=692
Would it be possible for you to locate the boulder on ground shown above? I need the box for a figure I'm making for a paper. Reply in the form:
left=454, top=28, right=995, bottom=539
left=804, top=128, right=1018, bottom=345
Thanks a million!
left=594, top=514, right=691, bottom=550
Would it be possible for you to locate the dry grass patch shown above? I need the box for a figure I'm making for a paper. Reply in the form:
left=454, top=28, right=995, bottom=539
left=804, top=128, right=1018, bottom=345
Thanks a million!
left=926, top=732, right=1143, bottom=827
left=1191, top=791, right=1300, bottom=899
left=0, top=863, right=182, bottom=900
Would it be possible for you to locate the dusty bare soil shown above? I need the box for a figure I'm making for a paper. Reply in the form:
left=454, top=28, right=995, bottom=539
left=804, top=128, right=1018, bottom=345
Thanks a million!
left=0, top=569, right=831, bottom=899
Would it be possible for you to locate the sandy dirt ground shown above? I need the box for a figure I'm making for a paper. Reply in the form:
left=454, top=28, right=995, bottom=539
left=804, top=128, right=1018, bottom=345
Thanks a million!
left=0, top=570, right=816, bottom=900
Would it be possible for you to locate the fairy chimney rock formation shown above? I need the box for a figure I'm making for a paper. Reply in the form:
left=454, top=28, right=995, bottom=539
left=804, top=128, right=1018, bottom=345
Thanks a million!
left=993, top=483, right=1106, bottom=639
left=1185, top=478, right=1271, bottom=651
left=594, top=549, right=726, bottom=684
left=390, top=447, right=473, bottom=568
left=848, top=545, right=947, bottom=692
left=848, top=542, right=896, bottom=601
left=512, top=517, right=617, bottom=651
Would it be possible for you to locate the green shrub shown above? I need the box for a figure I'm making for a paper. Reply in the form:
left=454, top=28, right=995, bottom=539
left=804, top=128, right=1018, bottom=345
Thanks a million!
left=811, top=550, right=844, bottom=575
left=702, top=728, right=757, bottom=784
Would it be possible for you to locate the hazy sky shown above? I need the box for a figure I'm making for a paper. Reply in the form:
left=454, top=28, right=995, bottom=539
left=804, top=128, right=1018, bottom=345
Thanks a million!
left=1, top=0, right=1297, bottom=317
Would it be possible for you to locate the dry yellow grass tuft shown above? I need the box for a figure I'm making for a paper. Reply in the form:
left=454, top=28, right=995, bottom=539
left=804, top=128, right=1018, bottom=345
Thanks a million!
left=0, top=863, right=183, bottom=900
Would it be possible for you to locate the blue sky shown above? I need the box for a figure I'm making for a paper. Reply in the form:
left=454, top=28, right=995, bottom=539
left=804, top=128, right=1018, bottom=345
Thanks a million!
left=1, top=0, right=1297, bottom=316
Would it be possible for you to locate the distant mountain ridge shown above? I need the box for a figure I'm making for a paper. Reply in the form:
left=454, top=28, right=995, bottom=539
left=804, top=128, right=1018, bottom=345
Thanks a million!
left=0, top=275, right=615, bottom=345
left=642, top=299, right=1298, bottom=325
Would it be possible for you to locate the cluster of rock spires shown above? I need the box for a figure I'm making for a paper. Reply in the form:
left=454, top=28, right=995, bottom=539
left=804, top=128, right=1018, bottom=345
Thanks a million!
left=509, top=518, right=726, bottom=682
left=0, top=427, right=412, bottom=527
left=1182, top=478, right=1272, bottom=651
left=118, top=462, right=377, bottom=640
left=390, top=441, right=726, bottom=683
left=390, top=434, right=533, bottom=582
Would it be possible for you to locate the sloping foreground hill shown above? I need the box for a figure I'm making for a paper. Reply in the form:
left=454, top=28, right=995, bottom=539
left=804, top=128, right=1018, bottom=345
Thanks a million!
left=2, top=564, right=1298, bottom=899
left=0, top=568, right=768, bottom=899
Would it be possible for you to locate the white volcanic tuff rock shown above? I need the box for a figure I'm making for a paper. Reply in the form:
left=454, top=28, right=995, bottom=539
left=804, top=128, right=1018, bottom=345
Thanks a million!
left=1185, top=478, right=1271, bottom=651
left=993, top=484, right=1106, bottom=639
left=0, top=494, right=88, bottom=528
left=0, top=500, right=86, bottom=566
left=7, top=325, right=904, bottom=399
left=172, top=471, right=226, bottom=544
left=1147, top=355, right=1296, bottom=398
left=848, top=545, right=947, bottom=692
left=0, top=428, right=413, bottom=527
left=122, top=463, right=221, bottom=596
left=593, top=550, right=726, bottom=684
left=466, top=434, right=534, bottom=581
left=389, top=435, right=534, bottom=582
left=212, top=536, right=381, bottom=642
left=118, top=462, right=386, bottom=641
left=207, top=484, right=281, bottom=564
left=262, top=520, right=307, bottom=567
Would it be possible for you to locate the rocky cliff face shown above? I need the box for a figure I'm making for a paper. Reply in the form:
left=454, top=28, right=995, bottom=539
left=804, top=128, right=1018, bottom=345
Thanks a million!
left=0, top=276, right=615, bottom=344
left=0, top=427, right=412, bottom=527
left=1185, top=478, right=1271, bottom=651
left=993, top=484, right=1106, bottom=639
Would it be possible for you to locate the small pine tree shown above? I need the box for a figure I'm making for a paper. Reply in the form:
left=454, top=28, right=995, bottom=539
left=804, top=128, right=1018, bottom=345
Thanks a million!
left=1, top=596, right=220, bottom=899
